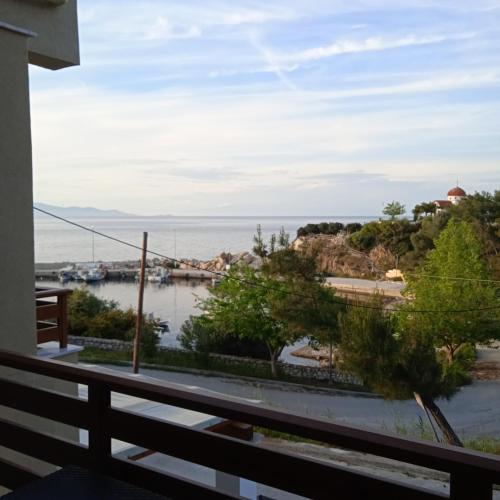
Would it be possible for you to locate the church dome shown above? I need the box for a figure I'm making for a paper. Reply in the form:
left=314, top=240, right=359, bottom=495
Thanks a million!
left=447, top=186, right=466, bottom=197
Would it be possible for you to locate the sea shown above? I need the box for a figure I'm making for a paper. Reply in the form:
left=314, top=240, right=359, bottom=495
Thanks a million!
left=34, top=215, right=376, bottom=263
left=35, top=215, right=375, bottom=364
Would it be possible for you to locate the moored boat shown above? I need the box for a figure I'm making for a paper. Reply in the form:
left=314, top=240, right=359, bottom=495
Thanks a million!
left=147, top=266, right=170, bottom=284
left=77, top=264, right=107, bottom=282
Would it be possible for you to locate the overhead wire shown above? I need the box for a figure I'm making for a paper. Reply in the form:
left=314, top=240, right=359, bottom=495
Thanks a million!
left=34, top=206, right=500, bottom=314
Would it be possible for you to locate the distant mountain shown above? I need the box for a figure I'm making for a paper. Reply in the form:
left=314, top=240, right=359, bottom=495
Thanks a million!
left=34, top=203, right=138, bottom=218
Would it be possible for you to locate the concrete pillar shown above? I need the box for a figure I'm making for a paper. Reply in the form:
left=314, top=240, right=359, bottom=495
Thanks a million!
left=0, top=24, right=37, bottom=354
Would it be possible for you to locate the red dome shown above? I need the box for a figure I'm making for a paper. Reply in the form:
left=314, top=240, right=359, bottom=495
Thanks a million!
left=447, top=186, right=466, bottom=197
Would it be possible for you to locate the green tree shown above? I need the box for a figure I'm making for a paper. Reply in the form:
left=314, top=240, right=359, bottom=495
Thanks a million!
left=339, top=298, right=464, bottom=446
left=252, top=224, right=268, bottom=259
left=399, top=219, right=500, bottom=363
left=179, top=315, right=269, bottom=359
left=300, top=286, right=345, bottom=383
left=199, top=264, right=297, bottom=376
left=262, top=247, right=346, bottom=380
left=348, top=222, right=379, bottom=251
left=449, top=191, right=500, bottom=279
left=253, top=225, right=289, bottom=259
left=345, top=222, right=362, bottom=234
left=383, top=201, right=406, bottom=220
left=412, top=201, right=437, bottom=221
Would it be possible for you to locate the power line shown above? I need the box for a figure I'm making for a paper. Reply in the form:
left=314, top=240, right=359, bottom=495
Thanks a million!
left=34, top=206, right=500, bottom=314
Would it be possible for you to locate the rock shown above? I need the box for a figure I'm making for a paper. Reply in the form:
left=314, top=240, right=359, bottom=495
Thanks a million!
left=294, top=234, right=382, bottom=279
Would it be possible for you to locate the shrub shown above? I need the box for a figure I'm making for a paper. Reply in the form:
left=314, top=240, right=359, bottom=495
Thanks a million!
left=68, top=287, right=158, bottom=355
left=179, top=316, right=270, bottom=360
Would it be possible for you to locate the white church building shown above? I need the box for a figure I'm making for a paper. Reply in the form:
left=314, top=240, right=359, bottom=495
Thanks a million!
left=434, top=186, right=467, bottom=212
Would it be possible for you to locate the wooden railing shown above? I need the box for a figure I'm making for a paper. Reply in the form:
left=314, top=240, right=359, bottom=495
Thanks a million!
left=0, top=349, right=498, bottom=499
left=35, top=287, right=72, bottom=348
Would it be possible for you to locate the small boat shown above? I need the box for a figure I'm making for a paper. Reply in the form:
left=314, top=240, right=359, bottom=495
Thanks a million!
left=156, top=319, right=170, bottom=333
left=58, top=265, right=77, bottom=282
left=78, top=264, right=107, bottom=282
left=147, top=267, right=170, bottom=284
left=147, top=313, right=171, bottom=335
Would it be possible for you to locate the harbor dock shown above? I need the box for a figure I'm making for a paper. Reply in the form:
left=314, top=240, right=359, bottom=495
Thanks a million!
left=35, top=265, right=215, bottom=281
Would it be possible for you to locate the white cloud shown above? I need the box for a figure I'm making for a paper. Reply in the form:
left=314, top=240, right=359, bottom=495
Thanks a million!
left=278, top=33, right=476, bottom=63
left=30, top=76, right=500, bottom=215
left=222, top=8, right=296, bottom=25
left=30, top=0, right=500, bottom=214
left=307, top=70, right=500, bottom=100
left=142, top=16, right=201, bottom=41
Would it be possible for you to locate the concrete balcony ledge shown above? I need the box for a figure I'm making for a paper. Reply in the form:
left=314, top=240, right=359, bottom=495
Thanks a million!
left=36, top=341, right=83, bottom=362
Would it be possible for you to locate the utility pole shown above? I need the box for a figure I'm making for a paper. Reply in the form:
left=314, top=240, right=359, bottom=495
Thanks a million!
left=133, top=232, right=148, bottom=374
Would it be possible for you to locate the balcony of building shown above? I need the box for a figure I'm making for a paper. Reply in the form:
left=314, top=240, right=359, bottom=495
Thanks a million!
left=36, top=287, right=72, bottom=349
left=0, top=342, right=499, bottom=499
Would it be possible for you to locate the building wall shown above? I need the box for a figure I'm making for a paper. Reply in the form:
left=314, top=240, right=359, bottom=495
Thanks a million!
left=0, top=23, right=80, bottom=493
left=0, top=27, right=37, bottom=355
left=448, top=195, right=464, bottom=205
left=0, top=0, right=79, bottom=69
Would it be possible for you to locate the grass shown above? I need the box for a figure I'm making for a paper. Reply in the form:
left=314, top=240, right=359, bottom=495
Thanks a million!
left=382, top=417, right=500, bottom=456
left=255, top=427, right=324, bottom=446
left=464, top=437, right=500, bottom=455
left=79, top=346, right=364, bottom=392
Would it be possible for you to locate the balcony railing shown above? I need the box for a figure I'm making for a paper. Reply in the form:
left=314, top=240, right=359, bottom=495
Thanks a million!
left=0, top=349, right=499, bottom=499
left=36, top=287, right=72, bottom=348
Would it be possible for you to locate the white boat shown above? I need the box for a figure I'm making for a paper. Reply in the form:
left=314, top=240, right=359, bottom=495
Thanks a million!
left=77, top=264, right=107, bottom=282
left=147, top=267, right=170, bottom=284
left=156, top=319, right=170, bottom=333
left=146, top=313, right=171, bottom=335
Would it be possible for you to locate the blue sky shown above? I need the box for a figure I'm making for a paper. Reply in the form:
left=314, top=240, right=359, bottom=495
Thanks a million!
left=30, top=0, right=500, bottom=216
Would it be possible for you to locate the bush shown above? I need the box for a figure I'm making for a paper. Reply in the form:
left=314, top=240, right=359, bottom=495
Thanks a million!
left=68, top=288, right=158, bottom=355
left=348, top=222, right=379, bottom=251
left=345, top=223, right=362, bottom=234
left=179, top=316, right=270, bottom=360
left=296, top=222, right=345, bottom=238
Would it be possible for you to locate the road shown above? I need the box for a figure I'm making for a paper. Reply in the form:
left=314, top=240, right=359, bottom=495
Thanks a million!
left=325, top=277, right=404, bottom=297
left=97, top=363, right=500, bottom=439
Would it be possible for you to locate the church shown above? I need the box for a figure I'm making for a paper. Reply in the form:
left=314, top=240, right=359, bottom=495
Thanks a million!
left=434, top=186, right=467, bottom=212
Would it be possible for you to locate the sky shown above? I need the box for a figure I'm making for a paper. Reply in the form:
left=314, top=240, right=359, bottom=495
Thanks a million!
left=30, top=0, right=500, bottom=216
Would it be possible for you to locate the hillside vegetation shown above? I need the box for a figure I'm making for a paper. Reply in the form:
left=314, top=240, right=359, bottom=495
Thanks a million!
left=296, top=191, right=500, bottom=279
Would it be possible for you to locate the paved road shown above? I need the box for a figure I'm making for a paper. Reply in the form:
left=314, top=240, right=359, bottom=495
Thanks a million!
left=97, top=363, right=500, bottom=439
left=325, top=277, right=404, bottom=297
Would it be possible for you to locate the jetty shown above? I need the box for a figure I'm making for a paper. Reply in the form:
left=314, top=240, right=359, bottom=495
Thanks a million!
left=35, top=263, right=216, bottom=281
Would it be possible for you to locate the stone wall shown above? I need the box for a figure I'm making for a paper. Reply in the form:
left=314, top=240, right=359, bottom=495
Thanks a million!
left=69, top=335, right=132, bottom=351
left=69, top=336, right=361, bottom=385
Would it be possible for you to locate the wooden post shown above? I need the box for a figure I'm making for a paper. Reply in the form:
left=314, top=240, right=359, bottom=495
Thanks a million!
left=328, top=335, right=333, bottom=385
left=133, top=232, right=148, bottom=374
left=59, top=291, right=69, bottom=349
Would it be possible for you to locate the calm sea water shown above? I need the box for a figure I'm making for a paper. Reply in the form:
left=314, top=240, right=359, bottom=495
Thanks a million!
left=34, top=215, right=375, bottom=263
left=35, top=278, right=209, bottom=346
left=35, top=278, right=315, bottom=365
